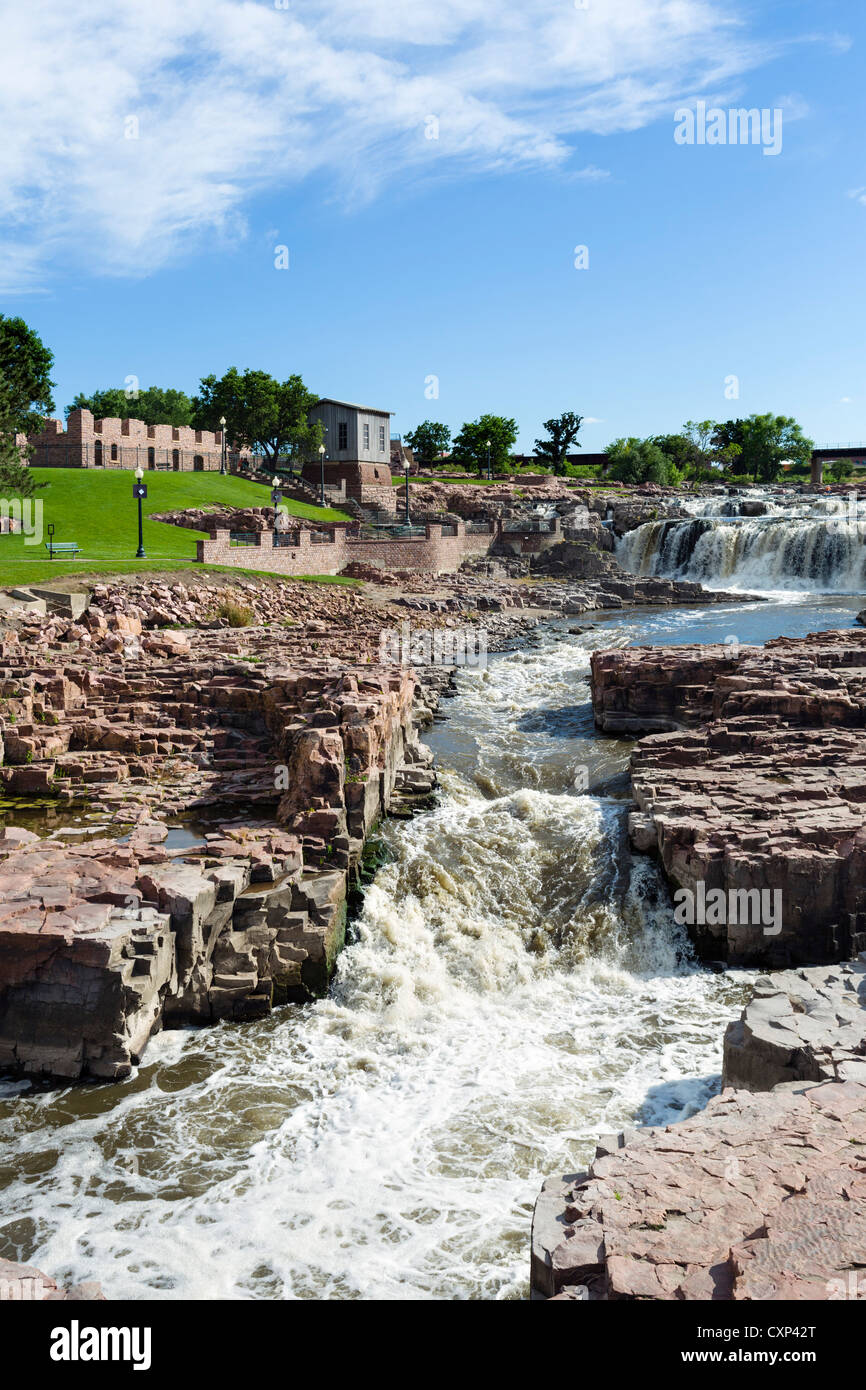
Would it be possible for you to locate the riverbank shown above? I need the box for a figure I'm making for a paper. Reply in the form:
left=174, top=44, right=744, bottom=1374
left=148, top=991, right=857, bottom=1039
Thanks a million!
left=529, top=609, right=866, bottom=1301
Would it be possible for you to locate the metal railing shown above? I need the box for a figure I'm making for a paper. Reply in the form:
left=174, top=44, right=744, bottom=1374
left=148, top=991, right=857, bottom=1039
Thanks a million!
left=273, top=531, right=300, bottom=548
left=229, top=531, right=259, bottom=547
left=501, top=518, right=557, bottom=533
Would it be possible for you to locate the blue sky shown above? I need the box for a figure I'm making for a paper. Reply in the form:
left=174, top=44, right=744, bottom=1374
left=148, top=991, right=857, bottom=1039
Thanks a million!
left=2, top=0, right=864, bottom=452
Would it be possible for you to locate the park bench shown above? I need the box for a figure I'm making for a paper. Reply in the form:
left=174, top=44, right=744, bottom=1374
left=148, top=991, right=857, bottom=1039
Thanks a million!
left=44, top=541, right=81, bottom=559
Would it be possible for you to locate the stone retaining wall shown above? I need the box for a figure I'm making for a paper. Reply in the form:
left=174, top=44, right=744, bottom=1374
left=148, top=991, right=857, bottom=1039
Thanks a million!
left=196, top=520, right=494, bottom=575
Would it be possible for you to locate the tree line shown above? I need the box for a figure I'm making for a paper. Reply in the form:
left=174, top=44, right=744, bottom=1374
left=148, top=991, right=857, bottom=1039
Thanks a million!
left=0, top=314, right=841, bottom=493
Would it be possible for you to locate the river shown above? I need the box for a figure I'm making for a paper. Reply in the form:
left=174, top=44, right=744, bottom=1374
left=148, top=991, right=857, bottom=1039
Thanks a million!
left=0, top=593, right=861, bottom=1300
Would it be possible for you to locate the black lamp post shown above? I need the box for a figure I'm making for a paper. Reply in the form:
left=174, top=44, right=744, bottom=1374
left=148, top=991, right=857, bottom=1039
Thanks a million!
left=133, top=466, right=147, bottom=558
left=319, top=444, right=326, bottom=506
left=271, top=476, right=282, bottom=536
left=486, top=438, right=492, bottom=482
left=404, top=462, right=411, bottom=523
left=219, top=416, right=227, bottom=475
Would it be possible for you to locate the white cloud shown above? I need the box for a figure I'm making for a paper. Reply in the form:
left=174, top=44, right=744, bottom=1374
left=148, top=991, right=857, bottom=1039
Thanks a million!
left=583, top=417, right=604, bottom=425
left=0, top=0, right=789, bottom=290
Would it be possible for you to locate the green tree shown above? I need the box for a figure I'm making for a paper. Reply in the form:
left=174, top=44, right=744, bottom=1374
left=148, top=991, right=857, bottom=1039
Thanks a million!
left=533, top=412, right=583, bottom=474
left=826, top=458, right=854, bottom=484
left=0, top=315, right=55, bottom=496
left=404, top=421, right=451, bottom=471
left=713, top=414, right=813, bottom=484
left=606, top=437, right=671, bottom=485
left=193, top=369, right=322, bottom=467
left=68, top=385, right=195, bottom=427
left=451, top=414, right=518, bottom=477
left=651, top=432, right=702, bottom=475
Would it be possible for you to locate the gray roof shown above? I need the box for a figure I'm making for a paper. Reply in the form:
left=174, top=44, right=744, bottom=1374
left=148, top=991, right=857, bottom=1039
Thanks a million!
left=311, top=398, right=392, bottom=416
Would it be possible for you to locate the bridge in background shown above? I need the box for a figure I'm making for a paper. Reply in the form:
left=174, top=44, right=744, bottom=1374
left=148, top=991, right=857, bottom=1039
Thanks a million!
left=810, top=444, right=866, bottom=485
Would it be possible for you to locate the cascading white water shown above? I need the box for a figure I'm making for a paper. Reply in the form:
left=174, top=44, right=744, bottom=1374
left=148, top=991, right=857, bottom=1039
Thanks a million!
left=0, top=621, right=759, bottom=1301
left=619, top=493, right=866, bottom=591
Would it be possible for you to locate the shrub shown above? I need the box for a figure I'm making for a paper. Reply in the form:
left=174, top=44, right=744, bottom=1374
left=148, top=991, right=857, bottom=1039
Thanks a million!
left=215, top=597, right=254, bottom=627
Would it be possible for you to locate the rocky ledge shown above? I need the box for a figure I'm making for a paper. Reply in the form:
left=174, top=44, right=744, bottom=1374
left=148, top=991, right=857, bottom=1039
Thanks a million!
left=591, top=629, right=866, bottom=966
left=532, top=1080, right=866, bottom=1301
left=723, top=958, right=866, bottom=1092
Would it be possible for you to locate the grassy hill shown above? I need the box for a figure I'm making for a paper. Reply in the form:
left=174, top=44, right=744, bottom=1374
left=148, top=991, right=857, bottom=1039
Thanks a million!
left=0, top=469, right=352, bottom=587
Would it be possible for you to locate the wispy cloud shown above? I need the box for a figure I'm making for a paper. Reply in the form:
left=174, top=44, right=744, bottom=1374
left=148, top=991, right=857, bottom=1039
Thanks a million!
left=0, top=0, right=787, bottom=290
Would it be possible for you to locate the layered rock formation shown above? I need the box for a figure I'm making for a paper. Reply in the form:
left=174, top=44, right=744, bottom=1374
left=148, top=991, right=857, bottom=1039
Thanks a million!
left=0, top=577, right=451, bottom=1081
left=591, top=630, right=866, bottom=966
left=723, top=959, right=866, bottom=1092
left=532, top=1080, right=866, bottom=1300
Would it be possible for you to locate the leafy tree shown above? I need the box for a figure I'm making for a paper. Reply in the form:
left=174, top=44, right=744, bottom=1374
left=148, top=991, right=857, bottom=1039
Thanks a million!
left=451, top=414, right=518, bottom=476
left=404, top=420, right=451, bottom=471
left=826, top=458, right=854, bottom=484
left=651, top=421, right=741, bottom=481
left=651, top=432, right=702, bottom=475
left=68, top=385, right=195, bottom=427
left=606, top=437, right=671, bottom=485
left=0, top=315, right=55, bottom=495
left=533, top=412, right=584, bottom=474
left=193, top=369, right=322, bottom=467
left=713, top=414, right=813, bottom=484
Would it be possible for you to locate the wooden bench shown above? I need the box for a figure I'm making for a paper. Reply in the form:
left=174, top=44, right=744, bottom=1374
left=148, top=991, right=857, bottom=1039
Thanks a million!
left=44, top=541, right=81, bottom=559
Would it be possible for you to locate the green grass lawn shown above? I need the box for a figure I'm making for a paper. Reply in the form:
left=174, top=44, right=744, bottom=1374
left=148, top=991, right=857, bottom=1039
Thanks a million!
left=0, top=469, right=352, bottom=587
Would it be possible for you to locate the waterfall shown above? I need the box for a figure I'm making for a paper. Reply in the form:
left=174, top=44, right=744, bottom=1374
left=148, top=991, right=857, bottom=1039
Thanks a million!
left=618, top=495, right=866, bottom=591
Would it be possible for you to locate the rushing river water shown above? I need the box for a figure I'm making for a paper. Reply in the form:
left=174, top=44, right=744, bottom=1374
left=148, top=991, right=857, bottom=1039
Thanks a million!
left=0, top=595, right=861, bottom=1300
left=618, top=490, right=866, bottom=592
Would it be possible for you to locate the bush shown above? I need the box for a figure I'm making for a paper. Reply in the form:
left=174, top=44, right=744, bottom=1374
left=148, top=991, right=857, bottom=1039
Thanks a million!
left=607, top=437, right=671, bottom=485
left=215, top=597, right=254, bottom=627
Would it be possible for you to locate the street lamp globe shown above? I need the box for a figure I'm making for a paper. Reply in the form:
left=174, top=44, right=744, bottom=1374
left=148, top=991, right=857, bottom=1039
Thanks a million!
left=135, top=465, right=144, bottom=481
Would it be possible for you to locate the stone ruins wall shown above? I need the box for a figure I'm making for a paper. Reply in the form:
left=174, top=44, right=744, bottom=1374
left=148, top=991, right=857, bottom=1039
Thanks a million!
left=196, top=521, right=494, bottom=576
left=26, top=409, right=253, bottom=471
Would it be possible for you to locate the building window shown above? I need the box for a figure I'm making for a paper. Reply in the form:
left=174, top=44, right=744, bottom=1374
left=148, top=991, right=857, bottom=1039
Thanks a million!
left=172, top=449, right=180, bottom=470
left=193, top=455, right=204, bottom=471
left=379, top=425, right=386, bottom=452
left=110, top=443, right=118, bottom=461
left=94, top=441, right=103, bottom=467
left=338, top=422, right=348, bottom=451
left=147, top=447, right=155, bottom=468
left=363, top=423, right=370, bottom=451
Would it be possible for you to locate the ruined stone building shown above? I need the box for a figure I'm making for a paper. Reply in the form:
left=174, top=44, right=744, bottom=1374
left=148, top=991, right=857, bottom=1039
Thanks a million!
left=26, top=409, right=253, bottom=472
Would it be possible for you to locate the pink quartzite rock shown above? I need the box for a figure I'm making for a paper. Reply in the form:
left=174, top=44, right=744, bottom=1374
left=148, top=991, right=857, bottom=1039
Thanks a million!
left=591, top=630, right=866, bottom=965
left=531, top=1081, right=866, bottom=1301
left=0, top=1257, right=104, bottom=1300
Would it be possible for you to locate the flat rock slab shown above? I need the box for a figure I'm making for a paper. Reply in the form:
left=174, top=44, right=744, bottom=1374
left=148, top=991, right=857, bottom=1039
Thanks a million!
left=724, top=956, right=866, bottom=1091
left=532, top=1081, right=866, bottom=1301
